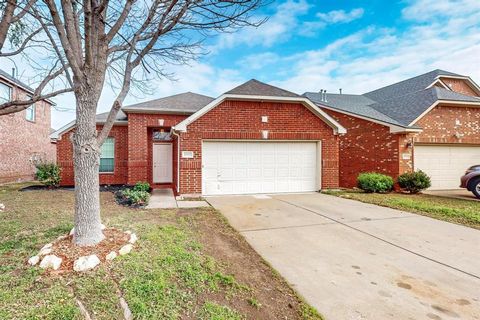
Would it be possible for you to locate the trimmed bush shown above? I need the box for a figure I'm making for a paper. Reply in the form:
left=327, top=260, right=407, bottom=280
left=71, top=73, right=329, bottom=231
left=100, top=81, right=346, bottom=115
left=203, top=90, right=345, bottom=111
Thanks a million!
left=35, top=162, right=61, bottom=187
left=397, top=170, right=431, bottom=194
left=116, top=189, right=150, bottom=207
left=133, top=181, right=151, bottom=192
left=357, top=172, right=394, bottom=193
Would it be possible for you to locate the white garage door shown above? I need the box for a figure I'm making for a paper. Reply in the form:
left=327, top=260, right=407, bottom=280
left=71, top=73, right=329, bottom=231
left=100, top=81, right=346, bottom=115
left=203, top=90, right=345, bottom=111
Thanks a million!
left=202, top=141, right=319, bottom=195
left=414, top=145, right=480, bottom=190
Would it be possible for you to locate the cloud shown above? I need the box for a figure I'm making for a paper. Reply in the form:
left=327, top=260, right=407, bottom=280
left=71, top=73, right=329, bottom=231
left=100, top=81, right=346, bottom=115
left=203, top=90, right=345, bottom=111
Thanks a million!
left=212, top=0, right=310, bottom=50
left=317, top=8, right=364, bottom=24
left=272, top=1, right=480, bottom=95
left=402, top=0, right=480, bottom=21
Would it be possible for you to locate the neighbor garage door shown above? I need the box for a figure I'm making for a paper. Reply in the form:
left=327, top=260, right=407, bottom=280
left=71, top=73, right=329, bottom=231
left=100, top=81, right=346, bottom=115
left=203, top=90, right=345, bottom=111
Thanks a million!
left=414, top=145, right=480, bottom=190
left=202, top=141, right=319, bottom=195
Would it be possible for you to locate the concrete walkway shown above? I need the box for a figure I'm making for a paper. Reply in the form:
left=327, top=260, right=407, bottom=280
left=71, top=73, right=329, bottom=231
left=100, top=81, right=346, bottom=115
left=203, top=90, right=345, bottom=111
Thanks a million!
left=208, top=193, right=480, bottom=320
left=146, top=189, right=210, bottom=209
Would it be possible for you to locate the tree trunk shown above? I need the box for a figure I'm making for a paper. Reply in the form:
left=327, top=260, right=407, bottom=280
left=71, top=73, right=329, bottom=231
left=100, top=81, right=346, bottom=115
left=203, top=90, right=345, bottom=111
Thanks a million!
left=72, top=90, right=104, bottom=246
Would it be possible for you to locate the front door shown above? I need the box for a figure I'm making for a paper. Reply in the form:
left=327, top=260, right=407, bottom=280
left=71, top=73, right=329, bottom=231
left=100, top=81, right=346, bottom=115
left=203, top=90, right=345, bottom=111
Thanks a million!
left=153, top=144, right=173, bottom=183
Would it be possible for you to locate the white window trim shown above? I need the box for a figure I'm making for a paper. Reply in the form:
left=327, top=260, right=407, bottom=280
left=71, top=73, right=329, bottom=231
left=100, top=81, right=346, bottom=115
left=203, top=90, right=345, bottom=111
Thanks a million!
left=99, top=137, right=115, bottom=173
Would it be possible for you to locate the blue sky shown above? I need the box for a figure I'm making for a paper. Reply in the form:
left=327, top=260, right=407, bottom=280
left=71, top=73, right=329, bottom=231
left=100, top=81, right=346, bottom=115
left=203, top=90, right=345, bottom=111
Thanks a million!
left=14, top=0, right=480, bottom=128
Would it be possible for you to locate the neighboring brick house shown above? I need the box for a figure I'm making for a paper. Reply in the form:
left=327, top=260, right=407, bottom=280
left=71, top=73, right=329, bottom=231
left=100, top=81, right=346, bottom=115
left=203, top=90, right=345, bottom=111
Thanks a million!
left=0, top=69, right=56, bottom=183
left=305, top=69, right=480, bottom=190
left=53, top=81, right=345, bottom=196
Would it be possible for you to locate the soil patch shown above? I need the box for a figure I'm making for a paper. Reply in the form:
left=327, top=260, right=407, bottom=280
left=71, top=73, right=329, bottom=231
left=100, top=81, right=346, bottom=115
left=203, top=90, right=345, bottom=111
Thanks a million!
left=45, top=228, right=130, bottom=274
left=191, top=209, right=319, bottom=319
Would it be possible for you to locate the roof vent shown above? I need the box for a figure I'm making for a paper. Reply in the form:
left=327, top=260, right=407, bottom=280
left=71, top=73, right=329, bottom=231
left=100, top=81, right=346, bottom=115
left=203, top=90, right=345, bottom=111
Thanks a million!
left=339, top=88, right=342, bottom=94
left=324, top=90, right=328, bottom=102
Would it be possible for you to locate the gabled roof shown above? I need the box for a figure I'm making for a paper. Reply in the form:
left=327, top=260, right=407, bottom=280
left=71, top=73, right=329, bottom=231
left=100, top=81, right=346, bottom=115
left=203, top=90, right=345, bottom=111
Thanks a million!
left=304, top=69, right=480, bottom=131
left=364, top=69, right=464, bottom=102
left=226, top=79, right=299, bottom=97
left=0, top=68, right=56, bottom=105
left=174, top=80, right=346, bottom=135
left=50, top=110, right=128, bottom=140
left=122, top=92, right=214, bottom=114
left=304, top=92, right=405, bottom=127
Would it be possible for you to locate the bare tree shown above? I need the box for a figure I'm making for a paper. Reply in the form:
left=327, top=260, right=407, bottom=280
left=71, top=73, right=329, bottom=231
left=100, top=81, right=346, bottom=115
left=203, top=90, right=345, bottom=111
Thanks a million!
left=0, top=0, right=265, bottom=246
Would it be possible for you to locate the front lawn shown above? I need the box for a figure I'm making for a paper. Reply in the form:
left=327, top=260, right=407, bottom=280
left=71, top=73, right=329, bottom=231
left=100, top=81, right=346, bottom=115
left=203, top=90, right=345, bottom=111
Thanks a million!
left=322, top=189, right=480, bottom=229
left=0, top=183, right=321, bottom=320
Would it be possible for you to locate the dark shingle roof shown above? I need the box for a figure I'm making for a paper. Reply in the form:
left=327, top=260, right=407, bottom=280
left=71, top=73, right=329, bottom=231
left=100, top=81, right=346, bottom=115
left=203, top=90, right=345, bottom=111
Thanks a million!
left=364, top=69, right=464, bottom=102
left=226, top=79, right=299, bottom=97
left=304, top=69, right=480, bottom=128
left=95, top=110, right=128, bottom=122
left=123, top=92, right=214, bottom=113
left=0, top=68, right=35, bottom=93
left=304, top=92, right=404, bottom=126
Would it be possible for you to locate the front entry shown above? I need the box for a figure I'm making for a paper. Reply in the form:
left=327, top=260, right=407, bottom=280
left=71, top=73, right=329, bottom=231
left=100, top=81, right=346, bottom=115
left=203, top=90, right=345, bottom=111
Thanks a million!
left=152, top=143, right=173, bottom=183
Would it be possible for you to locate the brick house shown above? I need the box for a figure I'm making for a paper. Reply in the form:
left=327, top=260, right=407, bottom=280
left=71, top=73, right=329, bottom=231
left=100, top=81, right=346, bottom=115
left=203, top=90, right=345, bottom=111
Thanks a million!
left=53, top=69, right=480, bottom=195
left=53, top=81, right=346, bottom=196
left=305, top=69, right=480, bottom=190
left=0, top=69, right=56, bottom=183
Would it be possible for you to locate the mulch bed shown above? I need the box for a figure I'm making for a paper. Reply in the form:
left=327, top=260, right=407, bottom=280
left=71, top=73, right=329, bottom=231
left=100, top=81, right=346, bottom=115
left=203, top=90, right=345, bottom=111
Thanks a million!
left=46, top=228, right=130, bottom=274
left=20, top=184, right=128, bottom=192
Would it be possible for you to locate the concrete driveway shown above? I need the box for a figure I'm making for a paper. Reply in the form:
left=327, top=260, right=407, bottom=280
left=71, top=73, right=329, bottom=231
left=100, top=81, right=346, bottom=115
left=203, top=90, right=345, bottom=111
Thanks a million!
left=207, top=193, right=480, bottom=320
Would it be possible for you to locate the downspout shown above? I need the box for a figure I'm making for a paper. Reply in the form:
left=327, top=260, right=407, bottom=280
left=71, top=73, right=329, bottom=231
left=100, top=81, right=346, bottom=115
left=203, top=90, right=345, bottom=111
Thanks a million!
left=171, top=127, right=181, bottom=194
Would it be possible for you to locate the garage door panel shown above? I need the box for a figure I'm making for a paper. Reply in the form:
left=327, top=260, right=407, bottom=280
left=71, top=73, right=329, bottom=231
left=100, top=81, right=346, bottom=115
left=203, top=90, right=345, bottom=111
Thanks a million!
left=202, top=141, right=318, bottom=195
left=414, top=145, right=480, bottom=190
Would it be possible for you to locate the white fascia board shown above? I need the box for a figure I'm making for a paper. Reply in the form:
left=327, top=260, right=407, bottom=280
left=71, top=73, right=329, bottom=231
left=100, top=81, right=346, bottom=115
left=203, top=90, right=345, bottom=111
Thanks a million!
left=0, top=75, right=56, bottom=106
left=408, top=100, right=480, bottom=127
left=435, top=75, right=480, bottom=95
left=122, top=108, right=197, bottom=114
left=426, top=79, right=450, bottom=90
left=173, top=94, right=347, bottom=134
left=316, top=104, right=417, bottom=133
left=51, top=120, right=128, bottom=140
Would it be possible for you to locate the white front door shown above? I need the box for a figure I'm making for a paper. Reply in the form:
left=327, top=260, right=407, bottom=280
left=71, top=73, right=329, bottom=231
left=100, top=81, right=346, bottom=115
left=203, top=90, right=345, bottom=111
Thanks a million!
left=202, top=141, right=319, bottom=195
left=414, top=145, right=480, bottom=190
left=153, top=144, right=173, bottom=183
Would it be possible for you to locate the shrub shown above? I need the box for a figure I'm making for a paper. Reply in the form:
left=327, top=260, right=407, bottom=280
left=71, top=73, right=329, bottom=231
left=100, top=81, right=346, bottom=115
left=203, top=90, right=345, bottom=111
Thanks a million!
left=133, top=181, right=151, bottom=192
left=116, top=189, right=150, bottom=207
left=397, top=170, right=431, bottom=194
left=35, top=162, right=61, bottom=187
left=357, top=172, right=394, bottom=193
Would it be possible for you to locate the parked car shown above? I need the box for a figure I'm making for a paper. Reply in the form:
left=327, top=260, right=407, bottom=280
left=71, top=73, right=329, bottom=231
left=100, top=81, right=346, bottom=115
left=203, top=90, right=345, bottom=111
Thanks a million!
left=460, top=165, right=480, bottom=199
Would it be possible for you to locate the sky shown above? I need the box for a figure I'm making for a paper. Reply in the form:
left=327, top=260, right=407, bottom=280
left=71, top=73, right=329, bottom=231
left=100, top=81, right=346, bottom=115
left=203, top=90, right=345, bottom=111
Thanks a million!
left=4, top=0, right=480, bottom=129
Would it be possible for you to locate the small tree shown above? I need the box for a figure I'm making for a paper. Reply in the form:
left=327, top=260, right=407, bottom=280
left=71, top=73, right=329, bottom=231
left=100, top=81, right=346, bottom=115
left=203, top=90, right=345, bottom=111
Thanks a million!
left=397, top=170, right=431, bottom=194
left=0, top=0, right=266, bottom=246
left=35, top=162, right=61, bottom=187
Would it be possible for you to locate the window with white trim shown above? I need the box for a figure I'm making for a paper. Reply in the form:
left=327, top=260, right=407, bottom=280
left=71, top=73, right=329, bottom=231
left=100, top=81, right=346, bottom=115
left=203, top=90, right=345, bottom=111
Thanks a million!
left=25, top=104, right=35, bottom=121
left=0, top=82, right=11, bottom=104
left=99, top=137, right=115, bottom=173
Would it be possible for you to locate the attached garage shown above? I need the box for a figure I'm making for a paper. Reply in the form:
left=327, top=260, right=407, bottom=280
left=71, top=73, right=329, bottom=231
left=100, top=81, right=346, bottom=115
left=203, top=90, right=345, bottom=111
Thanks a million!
left=202, top=141, right=321, bottom=195
left=414, top=145, right=480, bottom=190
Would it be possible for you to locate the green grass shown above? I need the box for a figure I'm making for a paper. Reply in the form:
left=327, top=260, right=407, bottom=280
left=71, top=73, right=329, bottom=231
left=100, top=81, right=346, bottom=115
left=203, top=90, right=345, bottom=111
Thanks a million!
left=322, top=189, right=480, bottom=229
left=0, top=183, right=322, bottom=319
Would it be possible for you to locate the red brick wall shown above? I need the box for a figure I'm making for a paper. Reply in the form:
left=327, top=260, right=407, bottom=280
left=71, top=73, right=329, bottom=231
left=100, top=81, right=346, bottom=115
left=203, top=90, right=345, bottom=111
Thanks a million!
left=178, top=100, right=340, bottom=194
left=0, top=82, right=55, bottom=183
left=413, top=105, right=480, bottom=145
left=57, top=125, right=129, bottom=186
left=126, top=113, right=188, bottom=187
left=440, top=78, right=478, bottom=97
left=323, top=109, right=401, bottom=188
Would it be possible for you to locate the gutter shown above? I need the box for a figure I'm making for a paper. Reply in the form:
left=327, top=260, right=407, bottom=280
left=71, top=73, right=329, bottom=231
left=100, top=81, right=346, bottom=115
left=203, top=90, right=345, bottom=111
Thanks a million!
left=170, top=128, right=181, bottom=194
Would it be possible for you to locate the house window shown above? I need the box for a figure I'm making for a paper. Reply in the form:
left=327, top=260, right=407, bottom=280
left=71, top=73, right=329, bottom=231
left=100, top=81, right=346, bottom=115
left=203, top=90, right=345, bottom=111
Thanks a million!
left=0, top=82, right=11, bottom=104
left=25, top=104, right=35, bottom=121
left=99, top=137, right=115, bottom=173
left=152, top=130, right=172, bottom=141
